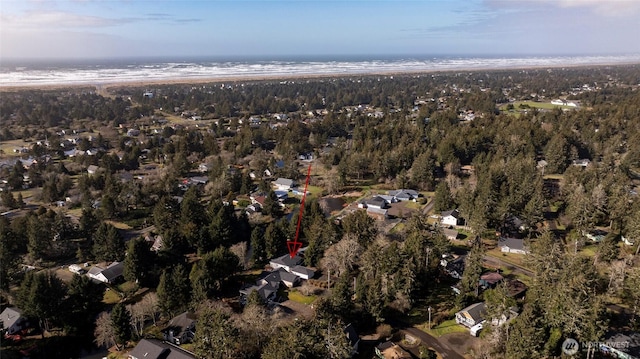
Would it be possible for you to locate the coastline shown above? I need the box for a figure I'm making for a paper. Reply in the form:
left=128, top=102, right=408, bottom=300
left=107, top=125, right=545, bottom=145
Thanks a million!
left=1, top=60, right=639, bottom=92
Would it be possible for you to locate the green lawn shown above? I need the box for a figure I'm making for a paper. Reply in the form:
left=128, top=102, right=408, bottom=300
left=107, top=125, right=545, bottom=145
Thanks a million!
left=500, top=101, right=576, bottom=111
left=486, top=248, right=528, bottom=268
left=422, top=319, right=468, bottom=337
left=288, top=290, right=317, bottom=305
left=103, top=287, right=121, bottom=304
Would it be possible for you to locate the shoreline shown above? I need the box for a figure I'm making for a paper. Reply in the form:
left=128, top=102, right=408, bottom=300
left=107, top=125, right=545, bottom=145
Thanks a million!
left=1, top=61, right=639, bottom=92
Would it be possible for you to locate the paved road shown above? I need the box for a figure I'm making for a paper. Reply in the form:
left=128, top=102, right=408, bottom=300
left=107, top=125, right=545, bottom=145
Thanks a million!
left=387, top=319, right=465, bottom=359
left=422, top=199, right=435, bottom=216
left=483, top=255, right=534, bottom=277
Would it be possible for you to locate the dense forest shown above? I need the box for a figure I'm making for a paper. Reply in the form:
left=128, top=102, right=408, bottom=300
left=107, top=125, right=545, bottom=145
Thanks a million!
left=1, top=64, right=640, bottom=358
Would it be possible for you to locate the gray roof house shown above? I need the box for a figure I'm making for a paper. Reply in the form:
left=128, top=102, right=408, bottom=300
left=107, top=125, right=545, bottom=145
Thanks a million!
left=273, top=178, right=295, bottom=191
left=498, top=237, right=530, bottom=255
left=455, top=302, right=487, bottom=328
left=365, top=196, right=389, bottom=209
left=1, top=307, right=29, bottom=335
left=270, top=253, right=303, bottom=272
left=389, top=189, right=420, bottom=201
left=163, top=312, right=196, bottom=345
left=128, top=338, right=196, bottom=359
left=441, top=209, right=462, bottom=226
left=87, top=262, right=124, bottom=284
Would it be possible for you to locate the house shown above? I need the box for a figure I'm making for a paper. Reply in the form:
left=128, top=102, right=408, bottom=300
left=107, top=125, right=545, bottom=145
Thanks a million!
left=440, top=254, right=465, bottom=279
left=479, top=272, right=504, bottom=289
left=273, top=178, right=295, bottom=191
left=365, top=196, right=388, bottom=210
left=443, top=228, right=459, bottom=241
left=1, top=307, right=29, bottom=335
left=188, top=176, right=209, bottom=185
left=239, top=282, right=278, bottom=304
left=163, top=312, right=196, bottom=345
left=366, top=207, right=389, bottom=220
left=441, top=209, right=462, bottom=226
left=68, top=264, right=86, bottom=275
left=87, top=165, right=100, bottom=175
left=128, top=338, right=196, bottom=359
left=87, top=262, right=124, bottom=284
left=498, top=237, right=529, bottom=255
left=290, top=265, right=315, bottom=280
left=127, top=129, right=140, bottom=136
left=270, top=253, right=303, bottom=272
left=455, top=302, right=487, bottom=328
left=375, top=341, right=412, bottom=359
left=572, top=159, right=591, bottom=167
left=388, top=189, right=420, bottom=202
left=198, top=163, right=211, bottom=173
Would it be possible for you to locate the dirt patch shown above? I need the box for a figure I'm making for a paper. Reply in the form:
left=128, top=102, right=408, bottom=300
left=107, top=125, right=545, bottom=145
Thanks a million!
left=278, top=299, right=315, bottom=319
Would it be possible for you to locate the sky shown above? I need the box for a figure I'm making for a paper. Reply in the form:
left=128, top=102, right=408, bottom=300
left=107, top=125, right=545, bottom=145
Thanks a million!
left=1, top=0, right=640, bottom=60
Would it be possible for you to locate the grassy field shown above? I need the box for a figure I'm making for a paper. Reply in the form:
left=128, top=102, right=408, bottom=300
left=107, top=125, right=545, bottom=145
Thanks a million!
left=422, top=319, right=468, bottom=337
left=500, top=101, right=576, bottom=111
left=103, top=287, right=121, bottom=304
left=486, top=248, right=527, bottom=268
left=288, top=290, right=317, bottom=305
left=0, top=139, right=29, bottom=157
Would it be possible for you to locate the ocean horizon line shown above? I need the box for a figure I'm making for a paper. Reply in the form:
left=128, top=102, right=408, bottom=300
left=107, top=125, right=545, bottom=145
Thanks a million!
left=2, top=54, right=640, bottom=88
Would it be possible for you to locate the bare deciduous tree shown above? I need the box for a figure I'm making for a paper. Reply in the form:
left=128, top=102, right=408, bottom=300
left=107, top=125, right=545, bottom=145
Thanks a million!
left=94, top=311, right=115, bottom=350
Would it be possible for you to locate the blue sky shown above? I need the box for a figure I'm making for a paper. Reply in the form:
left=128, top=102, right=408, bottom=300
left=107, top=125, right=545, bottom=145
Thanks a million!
left=1, top=0, right=640, bottom=59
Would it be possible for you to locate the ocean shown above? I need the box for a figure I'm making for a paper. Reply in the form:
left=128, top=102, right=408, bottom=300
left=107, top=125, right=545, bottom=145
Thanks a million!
left=1, top=54, right=640, bottom=87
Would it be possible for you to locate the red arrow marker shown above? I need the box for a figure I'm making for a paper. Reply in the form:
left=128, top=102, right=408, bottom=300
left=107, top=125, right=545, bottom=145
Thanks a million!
left=288, top=162, right=312, bottom=258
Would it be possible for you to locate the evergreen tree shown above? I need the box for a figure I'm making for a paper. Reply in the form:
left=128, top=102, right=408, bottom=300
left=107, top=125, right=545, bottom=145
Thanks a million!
left=64, top=274, right=104, bottom=337
left=18, top=271, right=66, bottom=333
left=250, top=225, right=267, bottom=266
left=193, top=302, right=239, bottom=359
left=111, top=303, right=132, bottom=349
left=263, top=189, right=282, bottom=217
left=92, top=222, right=124, bottom=262
left=124, top=237, right=154, bottom=285
left=434, top=181, right=455, bottom=213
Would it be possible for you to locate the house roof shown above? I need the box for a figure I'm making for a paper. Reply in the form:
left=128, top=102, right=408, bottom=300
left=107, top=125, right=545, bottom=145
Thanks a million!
left=290, top=265, right=315, bottom=278
left=480, top=272, right=504, bottom=285
left=274, top=268, right=299, bottom=284
left=274, top=178, right=294, bottom=187
left=443, top=228, right=459, bottom=239
left=441, top=209, right=460, bottom=218
left=498, top=237, right=526, bottom=251
left=1, top=307, right=24, bottom=330
left=87, top=266, right=103, bottom=276
left=101, top=262, right=124, bottom=281
left=458, top=302, right=486, bottom=323
left=389, top=189, right=419, bottom=198
left=164, top=312, right=196, bottom=338
left=366, top=196, right=387, bottom=208
left=270, top=253, right=303, bottom=268
left=129, top=338, right=196, bottom=359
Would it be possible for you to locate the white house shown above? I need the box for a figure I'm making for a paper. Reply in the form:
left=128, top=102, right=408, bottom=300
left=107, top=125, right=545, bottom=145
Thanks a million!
left=87, top=262, right=124, bottom=284
left=441, top=209, right=462, bottom=226
left=498, top=237, right=530, bottom=255
left=273, top=178, right=295, bottom=191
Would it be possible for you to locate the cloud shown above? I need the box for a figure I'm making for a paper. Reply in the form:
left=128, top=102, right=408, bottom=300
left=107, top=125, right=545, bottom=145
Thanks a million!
left=1, top=10, right=134, bottom=29
left=484, top=0, right=640, bottom=17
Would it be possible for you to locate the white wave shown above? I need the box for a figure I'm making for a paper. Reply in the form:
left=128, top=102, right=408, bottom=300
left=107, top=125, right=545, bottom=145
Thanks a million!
left=1, top=55, right=640, bottom=87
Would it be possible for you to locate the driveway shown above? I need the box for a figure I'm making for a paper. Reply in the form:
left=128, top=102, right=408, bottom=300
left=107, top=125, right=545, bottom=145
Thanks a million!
left=386, top=318, right=465, bottom=359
